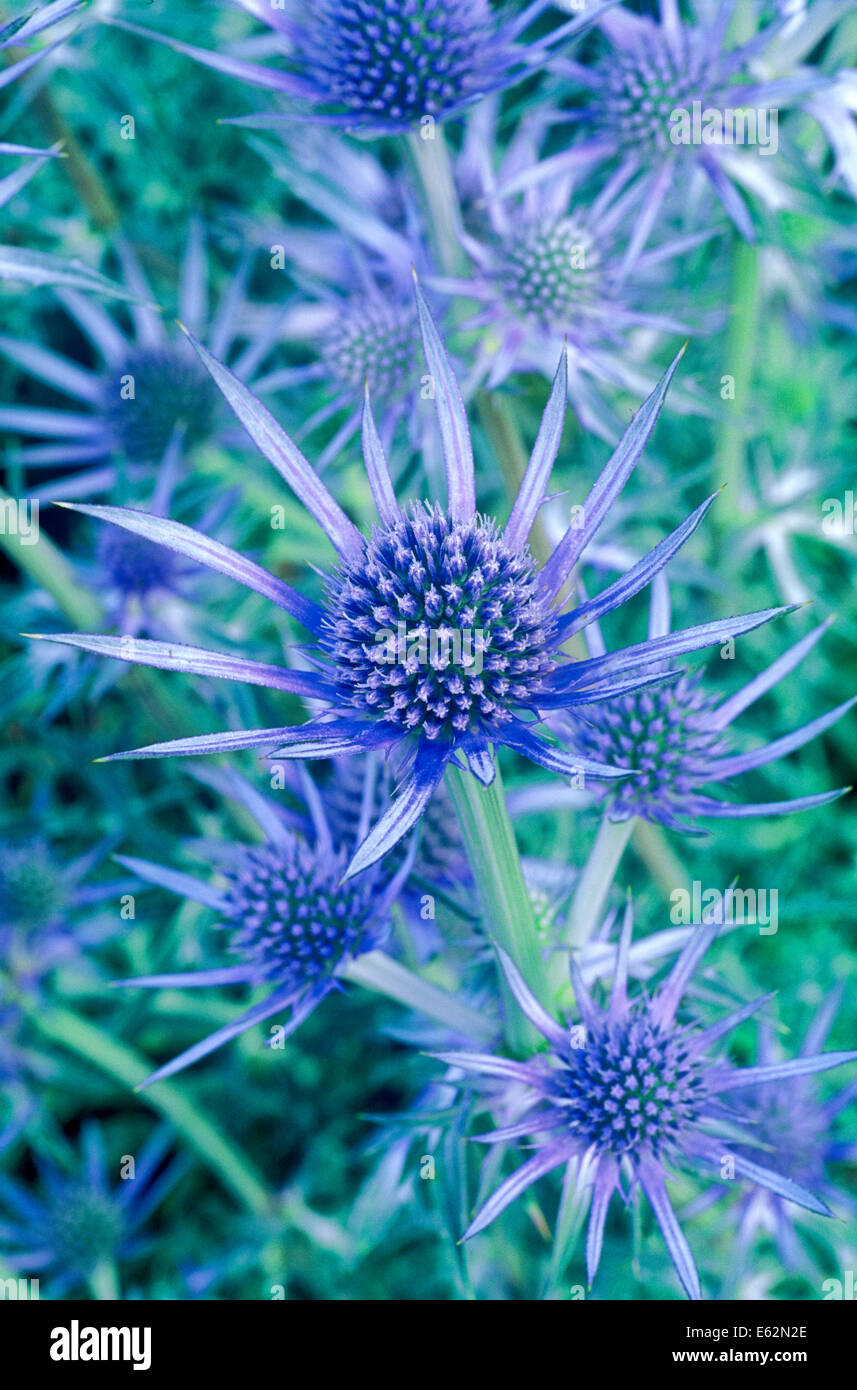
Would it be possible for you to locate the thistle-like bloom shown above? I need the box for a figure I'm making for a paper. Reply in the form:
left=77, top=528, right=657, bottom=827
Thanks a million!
left=564, top=591, right=853, bottom=831
left=434, top=907, right=857, bottom=1299
left=0, top=1122, right=186, bottom=1297
left=0, top=3, right=84, bottom=204
left=553, top=0, right=851, bottom=264
left=32, top=287, right=799, bottom=876
left=723, top=994, right=857, bottom=1283
left=109, top=1, right=605, bottom=135
left=0, top=227, right=282, bottom=498
left=441, top=96, right=710, bottom=437
left=109, top=765, right=422, bottom=1087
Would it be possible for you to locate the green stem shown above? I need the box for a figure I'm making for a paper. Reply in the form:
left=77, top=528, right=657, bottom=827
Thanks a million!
left=445, top=761, right=547, bottom=1053
left=0, top=489, right=102, bottom=628
left=567, top=813, right=635, bottom=948
left=24, top=1004, right=271, bottom=1215
left=632, top=819, right=687, bottom=901
left=341, top=950, right=495, bottom=1043
left=406, top=127, right=465, bottom=276
left=88, top=1259, right=121, bottom=1301
left=714, top=239, right=760, bottom=527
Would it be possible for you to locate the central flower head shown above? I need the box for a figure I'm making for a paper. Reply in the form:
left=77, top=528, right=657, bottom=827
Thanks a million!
left=48, top=1187, right=124, bottom=1276
left=496, top=215, right=602, bottom=328
left=553, top=1010, right=706, bottom=1158
left=572, top=674, right=726, bottom=820
left=322, top=502, right=558, bottom=741
left=222, top=839, right=382, bottom=986
left=299, top=0, right=493, bottom=126
left=323, top=298, right=419, bottom=400
left=596, top=39, right=713, bottom=153
left=102, top=345, right=220, bottom=463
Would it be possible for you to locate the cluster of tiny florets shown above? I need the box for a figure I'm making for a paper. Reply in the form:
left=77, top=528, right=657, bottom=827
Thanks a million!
left=299, top=0, right=494, bottom=124
left=595, top=40, right=713, bottom=152
left=47, top=1187, right=124, bottom=1275
left=323, top=298, right=419, bottom=399
left=222, top=840, right=381, bottom=986
left=496, top=216, right=601, bottom=327
left=572, top=675, right=726, bottom=818
left=321, top=502, right=559, bottom=741
left=0, top=843, right=67, bottom=932
left=102, top=346, right=219, bottom=462
left=551, top=1010, right=707, bottom=1157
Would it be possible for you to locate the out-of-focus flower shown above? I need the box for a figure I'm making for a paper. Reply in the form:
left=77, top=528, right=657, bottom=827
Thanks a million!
left=0, top=1121, right=186, bottom=1296
left=108, top=1, right=608, bottom=135
left=550, top=0, right=851, bottom=263
left=0, top=226, right=286, bottom=498
left=434, top=904, right=857, bottom=1299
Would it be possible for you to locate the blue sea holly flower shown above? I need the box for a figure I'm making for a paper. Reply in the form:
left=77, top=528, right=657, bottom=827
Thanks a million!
left=0, top=1122, right=186, bottom=1297
left=434, top=907, right=857, bottom=1299
left=108, top=1, right=609, bottom=135
left=551, top=0, right=850, bottom=265
left=441, top=95, right=712, bottom=437
left=0, top=226, right=285, bottom=499
left=563, top=590, right=853, bottom=831
left=107, top=762, right=493, bottom=1086
left=33, top=288, right=796, bottom=877
left=718, top=993, right=857, bottom=1283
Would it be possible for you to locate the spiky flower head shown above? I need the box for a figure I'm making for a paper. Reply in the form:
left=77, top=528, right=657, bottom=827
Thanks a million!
left=0, top=840, right=69, bottom=935
left=0, top=1123, right=184, bottom=1295
left=113, top=1, right=605, bottom=134
left=565, top=606, right=852, bottom=831
left=101, top=345, right=220, bottom=464
left=435, top=906, right=857, bottom=1299
left=222, top=839, right=384, bottom=988
left=564, top=0, right=855, bottom=259
left=111, top=766, right=403, bottom=1089
left=0, top=230, right=279, bottom=497
left=37, top=287, right=800, bottom=880
left=323, top=298, right=419, bottom=400
left=495, top=214, right=602, bottom=329
left=323, top=501, right=558, bottom=742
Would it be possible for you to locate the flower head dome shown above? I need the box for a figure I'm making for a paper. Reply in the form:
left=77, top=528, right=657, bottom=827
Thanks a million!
left=0, top=1123, right=184, bottom=1296
left=495, top=214, right=602, bottom=328
left=111, top=2, right=605, bottom=134
left=322, top=297, right=419, bottom=401
left=435, top=905, right=857, bottom=1299
left=565, top=599, right=853, bottom=832
left=101, top=344, right=219, bottom=465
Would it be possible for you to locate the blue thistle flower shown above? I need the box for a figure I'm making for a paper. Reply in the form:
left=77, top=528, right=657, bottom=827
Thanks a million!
left=555, top=0, right=852, bottom=264
left=0, top=1122, right=186, bottom=1297
left=563, top=592, right=853, bottom=831
left=434, top=905, right=857, bottom=1299
left=442, top=96, right=711, bottom=436
left=33, top=286, right=798, bottom=877
left=0, top=226, right=281, bottom=498
left=720, top=992, right=857, bottom=1283
left=110, top=1, right=606, bottom=134
left=108, top=764, right=424, bottom=1087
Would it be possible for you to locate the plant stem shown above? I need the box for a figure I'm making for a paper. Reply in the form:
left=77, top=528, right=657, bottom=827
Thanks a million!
left=25, top=1003, right=271, bottom=1215
left=567, top=813, right=635, bottom=948
left=341, top=950, right=495, bottom=1043
left=714, top=239, right=760, bottom=528
left=88, top=1259, right=121, bottom=1301
left=406, top=127, right=465, bottom=276
left=445, top=761, right=547, bottom=1053
left=0, top=488, right=102, bottom=628
left=632, top=818, right=686, bottom=900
